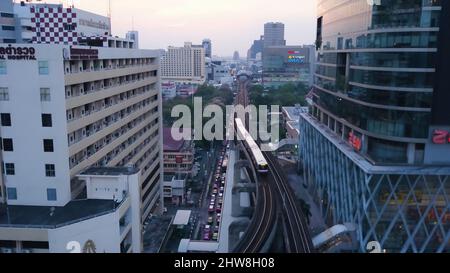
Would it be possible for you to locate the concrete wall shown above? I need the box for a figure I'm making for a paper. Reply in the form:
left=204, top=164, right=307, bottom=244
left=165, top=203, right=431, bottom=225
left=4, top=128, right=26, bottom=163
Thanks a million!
left=0, top=44, right=72, bottom=206
left=48, top=212, right=120, bottom=253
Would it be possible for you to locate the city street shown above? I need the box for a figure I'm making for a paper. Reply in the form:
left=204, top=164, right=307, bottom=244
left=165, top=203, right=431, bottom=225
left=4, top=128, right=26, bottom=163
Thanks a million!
left=192, top=144, right=222, bottom=240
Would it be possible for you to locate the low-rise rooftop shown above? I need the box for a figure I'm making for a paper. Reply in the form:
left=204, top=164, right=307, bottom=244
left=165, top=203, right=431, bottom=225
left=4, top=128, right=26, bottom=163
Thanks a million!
left=79, top=166, right=140, bottom=176
left=163, top=127, right=193, bottom=152
left=0, top=199, right=119, bottom=229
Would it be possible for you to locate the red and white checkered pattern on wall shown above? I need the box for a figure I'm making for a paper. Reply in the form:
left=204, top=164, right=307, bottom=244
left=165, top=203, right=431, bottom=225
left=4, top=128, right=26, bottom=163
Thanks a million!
left=30, top=6, right=78, bottom=45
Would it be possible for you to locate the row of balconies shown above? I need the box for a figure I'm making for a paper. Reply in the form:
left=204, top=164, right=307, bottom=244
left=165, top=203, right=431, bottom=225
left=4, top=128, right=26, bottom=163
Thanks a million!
left=117, top=134, right=159, bottom=168
left=134, top=141, right=160, bottom=171
left=68, top=111, right=158, bottom=169
left=96, top=123, right=159, bottom=169
left=142, top=151, right=163, bottom=177
left=64, top=58, right=156, bottom=75
left=65, top=72, right=152, bottom=99
left=67, top=88, right=156, bottom=124
left=67, top=100, right=149, bottom=140
left=113, top=120, right=159, bottom=166
left=68, top=110, right=153, bottom=154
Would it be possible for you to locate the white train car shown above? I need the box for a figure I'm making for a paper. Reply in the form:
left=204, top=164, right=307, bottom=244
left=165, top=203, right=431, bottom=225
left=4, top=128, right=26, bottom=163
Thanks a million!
left=235, top=118, right=269, bottom=174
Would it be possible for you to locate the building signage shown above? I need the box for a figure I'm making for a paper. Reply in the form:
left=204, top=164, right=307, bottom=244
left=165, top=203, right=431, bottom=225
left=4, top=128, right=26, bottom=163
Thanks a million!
left=288, top=55, right=305, bottom=63
left=348, top=132, right=362, bottom=151
left=82, top=240, right=97, bottom=253
left=69, top=48, right=99, bottom=60
left=79, top=18, right=110, bottom=31
left=0, top=45, right=36, bottom=60
left=175, top=155, right=184, bottom=164
left=432, top=129, right=450, bottom=144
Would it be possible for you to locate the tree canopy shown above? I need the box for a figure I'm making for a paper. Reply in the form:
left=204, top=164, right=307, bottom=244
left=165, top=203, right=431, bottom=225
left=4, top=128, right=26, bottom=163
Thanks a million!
left=249, top=83, right=309, bottom=109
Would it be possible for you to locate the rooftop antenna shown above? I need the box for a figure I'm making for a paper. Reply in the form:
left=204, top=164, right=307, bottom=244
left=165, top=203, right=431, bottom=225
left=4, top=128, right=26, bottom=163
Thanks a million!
left=108, top=0, right=111, bottom=18
left=108, top=0, right=112, bottom=35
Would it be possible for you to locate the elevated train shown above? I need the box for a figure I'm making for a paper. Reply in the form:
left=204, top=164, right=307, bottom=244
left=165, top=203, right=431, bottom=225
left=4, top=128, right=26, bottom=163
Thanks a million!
left=235, top=118, right=269, bottom=174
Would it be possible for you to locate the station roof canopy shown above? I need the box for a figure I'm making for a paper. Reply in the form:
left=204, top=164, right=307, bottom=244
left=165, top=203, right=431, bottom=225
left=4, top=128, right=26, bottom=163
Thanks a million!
left=173, top=210, right=192, bottom=226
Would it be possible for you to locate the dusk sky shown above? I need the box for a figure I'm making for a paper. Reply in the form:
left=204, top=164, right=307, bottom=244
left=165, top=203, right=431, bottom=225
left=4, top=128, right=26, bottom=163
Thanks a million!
left=38, top=0, right=317, bottom=57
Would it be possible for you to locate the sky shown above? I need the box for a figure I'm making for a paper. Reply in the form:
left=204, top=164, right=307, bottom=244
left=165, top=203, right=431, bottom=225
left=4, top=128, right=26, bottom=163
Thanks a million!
left=34, top=0, right=317, bottom=57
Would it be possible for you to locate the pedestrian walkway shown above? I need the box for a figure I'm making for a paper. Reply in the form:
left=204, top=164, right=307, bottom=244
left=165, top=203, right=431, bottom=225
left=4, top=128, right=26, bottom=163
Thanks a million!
left=217, top=148, right=240, bottom=253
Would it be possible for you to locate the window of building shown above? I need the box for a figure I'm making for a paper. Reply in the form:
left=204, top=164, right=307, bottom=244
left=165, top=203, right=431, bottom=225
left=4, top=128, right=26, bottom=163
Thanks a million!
left=0, top=88, right=8, bottom=100
left=0, top=61, right=6, bottom=75
left=4, top=163, right=15, bottom=175
left=1, top=26, right=15, bottom=31
left=40, top=88, right=51, bottom=101
left=45, top=164, right=56, bottom=177
left=7, top=188, right=17, bottom=200
left=63, top=23, right=76, bottom=31
left=41, top=114, right=52, bottom=127
left=2, top=138, right=13, bottom=151
left=38, top=61, right=49, bottom=75
left=47, top=189, right=57, bottom=201
left=1, top=113, right=11, bottom=126
left=3, top=39, right=16, bottom=43
left=43, top=139, right=54, bottom=152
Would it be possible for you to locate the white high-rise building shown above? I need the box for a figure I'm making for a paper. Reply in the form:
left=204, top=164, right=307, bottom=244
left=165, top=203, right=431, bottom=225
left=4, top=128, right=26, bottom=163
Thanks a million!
left=126, top=31, right=139, bottom=49
left=0, top=2, right=163, bottom=253
left=160, top=42, right=206, bottom=85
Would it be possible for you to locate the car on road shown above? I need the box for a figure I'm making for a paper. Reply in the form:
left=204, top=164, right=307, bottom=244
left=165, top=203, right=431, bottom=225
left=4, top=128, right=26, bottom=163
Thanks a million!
left=214, top=225, right=220, bottom=232
left=208, top=217, right=213, bottom=224
left=203, top=232, right=211, bottom=241
left=216, top=213, right=221, bottom=222
left=208, top=205, right=214, bottom=212
left=212, top=189, right=218, bottom=194
left=212, top=233, right=219, bottom=241
left=220, top=186, right=224, bottom=192
left=203, top=225, right=211, bottom=238
left=218, top=192, right=223, bottom=198
left=216, top=207, right=222, bottom=213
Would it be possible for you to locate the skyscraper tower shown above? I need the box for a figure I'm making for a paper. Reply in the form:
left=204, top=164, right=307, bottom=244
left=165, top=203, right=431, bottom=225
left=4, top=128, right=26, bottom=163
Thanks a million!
left=300, top=0, right=450, bottom=253
left=202, top=39, right=212, bottom=58
left=233, top=51, right=240, bottom=61
left=263, top=22, right=286, bottom=47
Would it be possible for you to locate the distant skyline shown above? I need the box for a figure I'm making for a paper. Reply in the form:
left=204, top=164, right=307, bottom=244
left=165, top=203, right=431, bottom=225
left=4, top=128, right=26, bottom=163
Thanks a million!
left=25, top=0, right=317, bottom=56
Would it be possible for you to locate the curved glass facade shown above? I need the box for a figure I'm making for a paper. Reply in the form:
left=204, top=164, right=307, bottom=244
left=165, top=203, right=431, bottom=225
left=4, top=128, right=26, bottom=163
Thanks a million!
left=347, top=85, right=432, bottom=108
left=307, top=0, right=450, bottom=253
left=315, top=89, right=430, bottom=139
left=315, top=0, right=441, bottom=164
left=350, top=52, right=436, bottom=68
left=350, top=69, right=434, bottom=88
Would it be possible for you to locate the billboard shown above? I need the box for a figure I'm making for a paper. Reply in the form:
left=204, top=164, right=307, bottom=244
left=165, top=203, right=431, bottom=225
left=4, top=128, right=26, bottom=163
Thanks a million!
left=287, top=50, right=305, bottom=63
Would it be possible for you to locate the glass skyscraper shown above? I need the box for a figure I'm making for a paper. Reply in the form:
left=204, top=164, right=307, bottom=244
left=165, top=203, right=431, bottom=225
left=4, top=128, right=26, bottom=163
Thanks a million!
left=300, top=0, right=449, bottom=252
